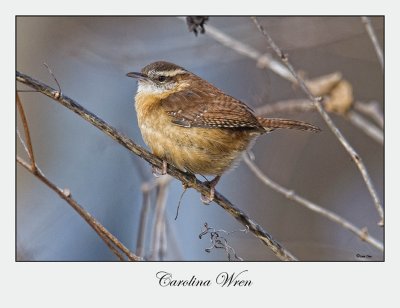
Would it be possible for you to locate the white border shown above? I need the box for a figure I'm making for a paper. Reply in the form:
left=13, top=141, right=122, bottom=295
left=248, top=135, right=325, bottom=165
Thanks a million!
left=4, top=0, right=398, bottom=306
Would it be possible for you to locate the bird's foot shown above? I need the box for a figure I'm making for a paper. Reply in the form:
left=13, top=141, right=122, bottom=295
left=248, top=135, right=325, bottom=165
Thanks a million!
left=152, top=160, right=168, bottom=178
left=200, top=176, right=221, bottom=204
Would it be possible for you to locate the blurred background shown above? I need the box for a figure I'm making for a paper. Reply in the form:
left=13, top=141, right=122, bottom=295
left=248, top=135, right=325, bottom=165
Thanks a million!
left=16, top=16, right=383, bottom=261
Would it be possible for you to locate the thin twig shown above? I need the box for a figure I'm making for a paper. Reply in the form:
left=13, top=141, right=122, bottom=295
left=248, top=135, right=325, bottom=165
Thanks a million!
left=361, top=17, right=384, bottom=70
left=92, top=224, right=125, bottom=261
left=17, top=71, right=297, bottom=261
left=175, top=185, right=188, bottom=220
left=137, top=175, right=173, bottom=257
left=243, top=155, right=383, bottom=252
left=251, top=17, right=384, bottom=224
left=136, top=183, right=151, bottom=257
left=159, top=219, right=167, bottom=260
left=163, top=219, right=183, bottom=260
left=354, top=101, right=384, bottom=128
left=17, top=128, right=46, bottom=176
left=92, top=217, right=140, bottom=261
left=16, top=93, right=36, bottom=170
left=150, top=178, right=169, bottom=260
left=43, top=62, right=62, bottom=95
left=16, top=156, right=141, bottom=261
left=347, top=110, right=383, bottom=144
left=16, top=129, right=32, bottom=160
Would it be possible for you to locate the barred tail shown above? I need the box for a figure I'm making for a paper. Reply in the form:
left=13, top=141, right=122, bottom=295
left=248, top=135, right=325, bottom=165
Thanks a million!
left=257, top=117, right=321, bottom=133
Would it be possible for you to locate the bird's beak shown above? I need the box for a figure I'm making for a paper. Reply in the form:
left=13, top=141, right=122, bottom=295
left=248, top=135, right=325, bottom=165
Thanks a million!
left=126, top=72, right=149, bottom=80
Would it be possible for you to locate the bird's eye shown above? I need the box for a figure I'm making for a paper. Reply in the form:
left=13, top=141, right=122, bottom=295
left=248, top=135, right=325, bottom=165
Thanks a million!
left=157, top=76, right=167, bottom=82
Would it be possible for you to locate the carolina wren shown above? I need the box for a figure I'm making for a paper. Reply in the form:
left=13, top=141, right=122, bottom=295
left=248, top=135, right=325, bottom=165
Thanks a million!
left=127, top=61, right=319, bottom=203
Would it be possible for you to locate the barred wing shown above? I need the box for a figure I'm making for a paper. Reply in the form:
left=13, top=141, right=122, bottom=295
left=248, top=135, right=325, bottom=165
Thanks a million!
left=161, top=87, right=263, bottom=130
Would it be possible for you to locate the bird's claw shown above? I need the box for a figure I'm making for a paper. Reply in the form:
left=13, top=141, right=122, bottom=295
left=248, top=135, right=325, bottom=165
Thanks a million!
left=152, top=160, right=168, bottom=177
left=201, top=187, right=215, bottom=204
left=200, top=175, right=221, bottom=205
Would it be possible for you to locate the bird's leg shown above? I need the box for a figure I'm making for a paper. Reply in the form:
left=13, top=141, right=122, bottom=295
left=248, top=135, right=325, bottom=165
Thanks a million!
left=162, top=160, right=168, bottom=174
left=152, top=160, right=168, bottom=177
left=201, top=175, right=221, bottom=204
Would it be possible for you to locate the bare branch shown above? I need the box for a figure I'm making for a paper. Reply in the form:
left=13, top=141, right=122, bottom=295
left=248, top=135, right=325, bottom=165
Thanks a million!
left=251, top=17, right=384, bottom=224
left=243, top=155, right=383, bottom=252
left=92, top=224, right=125, bottom=261
left=150, top=177, right=169, bottom=260
left=16, top=129, right=32, bottom=160
left=43, top=62, right=62, bottom=95
left=16, top=94, right=36, bottom=170
left=354, top=101, right=384, bottom=128
left=137, top=176, right=174, bottom=257
left=17, top=156, right=141, bottom=261
left=175, top=185, right=188, bottom=220
left=347, top=110, right=383, bottom=144
left=16, top=71, right=297, bottom=261
left=17, top=128, right=47, bottom=179
left=361, top=17, right=384, bottom=70
left=159, top=219, right=168, bottom=260
left=136, top=183, right=151, bottom=257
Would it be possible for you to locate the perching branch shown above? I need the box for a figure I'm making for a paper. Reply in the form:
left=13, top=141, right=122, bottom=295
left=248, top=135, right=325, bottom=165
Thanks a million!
left=361, top=17, right=384, bottom=70
left=243, top=155, right=383, bottom=252
left=16, top=71, right=297, bottom=261
left=251, top=17, right=384, bottom=225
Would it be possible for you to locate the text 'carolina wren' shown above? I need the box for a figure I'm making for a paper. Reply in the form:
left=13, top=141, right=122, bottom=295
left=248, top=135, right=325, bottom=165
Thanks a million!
left=127, top=61, right=320, bottom=203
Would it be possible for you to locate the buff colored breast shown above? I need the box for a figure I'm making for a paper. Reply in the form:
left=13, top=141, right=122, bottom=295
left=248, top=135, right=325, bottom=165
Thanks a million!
left=135, top=92, right=258, bottom=175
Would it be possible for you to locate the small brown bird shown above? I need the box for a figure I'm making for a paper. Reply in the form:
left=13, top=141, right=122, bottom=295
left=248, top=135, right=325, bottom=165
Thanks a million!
left=127, top=61, right=319, bottom=203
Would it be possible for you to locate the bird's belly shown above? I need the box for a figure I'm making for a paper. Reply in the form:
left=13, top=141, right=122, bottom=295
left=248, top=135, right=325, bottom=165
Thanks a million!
left=139, top=115, right=257, bottom=175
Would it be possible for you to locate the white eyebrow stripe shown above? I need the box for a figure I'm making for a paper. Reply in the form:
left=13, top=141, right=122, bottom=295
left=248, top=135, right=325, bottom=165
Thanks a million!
left=154, top=69, right=187, bottom=77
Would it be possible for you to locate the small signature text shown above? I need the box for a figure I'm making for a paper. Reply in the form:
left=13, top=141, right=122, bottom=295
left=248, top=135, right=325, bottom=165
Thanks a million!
left=356, top=253, right=372, bottom=259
